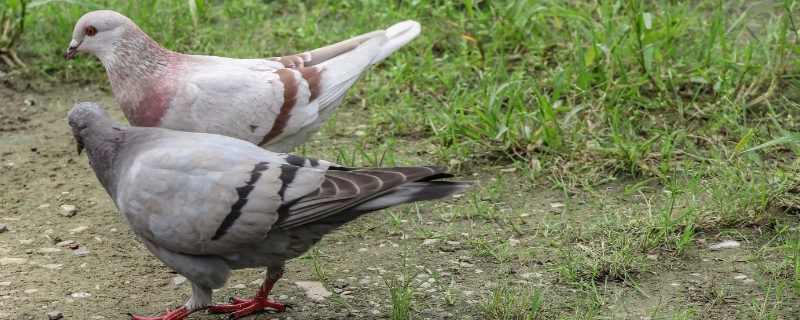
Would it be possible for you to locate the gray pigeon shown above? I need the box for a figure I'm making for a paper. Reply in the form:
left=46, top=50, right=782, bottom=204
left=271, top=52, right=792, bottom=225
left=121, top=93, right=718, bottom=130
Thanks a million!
left=68, top=102, right=473, bottom=320
left=65, top=10, right=421, bottom=153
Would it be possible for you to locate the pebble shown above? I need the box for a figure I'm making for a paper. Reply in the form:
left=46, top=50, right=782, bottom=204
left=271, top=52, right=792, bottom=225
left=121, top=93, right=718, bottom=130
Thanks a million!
left=520, top=272, right=541, bottom=279
left=358, top=248, right=368, bottom=252
left=46, top=311, right=63, bottom=320
left=0, top=257, right=28, bottom=265
left=24, top=289, right=38, bottom=294
left=294, top=281, right=332, bottom=301
left=0, top=291, right=8, bottom=295
left=419, top=282, right=432, bottom=288
left=59, top=205, right=77, bottom=217
left=71, top=292, right=90, bottom=298
left=173, top=276, right=187, bottom=285
left=42, top=264, right=63, bottom=269
left=24, top=249, right=32, bottom=254
left=734, top=274, right=747, bottom=280
left=646, top=254, right=658, bottom=260
left=0, top=223, right=8, bottom=233
left=56, top=240, right=73, bottom=247
left=37, top=204, right=51, bottom=210
left=30, top=147, right=37, bottom=152
left=39, top=248, right=61, bottom=253
left=19, top=239, right=32, bottom=245
left=0, top=282, right=9, bottom=286
left=231, top=284, right=246, bottom=289
left=249, top=279, right=263, bottom=286
left=69, top=226, right=88, bottom=234
left=421, top=239, right=439, bottom=246
left=110, top=228, right=118, bottom=232
left=73, top=247, right=88, bottom=255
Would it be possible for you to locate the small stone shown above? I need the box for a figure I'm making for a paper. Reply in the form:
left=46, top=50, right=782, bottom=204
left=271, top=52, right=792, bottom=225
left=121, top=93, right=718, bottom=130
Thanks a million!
left=31, top=147, right=37, bottom=152
left=333, top=288, right=343, bottom=294
left=520, top=272, right=541, bottom=279
left=24, top=249, right=32, bottom=254
left=421, top=239, right=439, bottom=246
left=37, top=204, right=51, bottom=210
left=295, top=281, right=332, bottom=301
left=670, top=283, right=681, bottom=286
left=445, top=241, right=460, bottom=245
left=358, top=248, right=368, bottom=252
left=249, top=279, right=263, bottom=286
left=39, top=248, right=61, bottom=253
left=42, top=264, right=63, bottom=269
left=56, top=240, right=73, bottom=247
left=19, top=239, right=32, bottom=245
left=24, top=289, right=38, bottom=294
left=419, top=282, right=432, bottom=289
left=0, top=257, right=28, bottom=265
left=72, top=246, right=88, bottom=256
left=0, top=291, right=8, bottom=295
left=69, top=226, right=88, bottom=234
left=46, top=310, right=63, bottom=320
left=0, top=281, right=10, bottom=286
left=743, top=278, right=756, bottom=284
left=509, top=239, right=520, bottom=246
left=173, top=276, right=187, bottom=285
left=59, top=205, right=77, bottom=217
left=71, top=292, right=90, bottom=298
left=231, top=284, right=246, bottom=289
left=110, top=228, right=118, bottom=232
left=734, top=274, right=747, bottom=280
left=0, top=224, right=8, bottom=233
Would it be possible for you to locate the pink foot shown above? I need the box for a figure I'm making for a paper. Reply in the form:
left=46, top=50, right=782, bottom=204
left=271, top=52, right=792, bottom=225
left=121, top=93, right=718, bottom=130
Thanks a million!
left=128, top=306, right=193, bottom=320
left=209, top=269, right=291, bottom=319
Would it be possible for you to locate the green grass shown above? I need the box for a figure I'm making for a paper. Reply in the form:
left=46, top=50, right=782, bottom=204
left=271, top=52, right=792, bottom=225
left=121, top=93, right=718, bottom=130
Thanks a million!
left=6, top=0, right=800, bottom=318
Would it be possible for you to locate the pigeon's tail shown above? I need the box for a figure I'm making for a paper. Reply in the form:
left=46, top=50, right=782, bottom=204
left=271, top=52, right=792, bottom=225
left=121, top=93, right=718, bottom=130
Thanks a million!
left=349, top=181, right=474, bottom=212
left=276, top=166, right=474, bottom=230
left=370, top=20, right=421, bottom=65
left=301, top=20, right=421, bottom=68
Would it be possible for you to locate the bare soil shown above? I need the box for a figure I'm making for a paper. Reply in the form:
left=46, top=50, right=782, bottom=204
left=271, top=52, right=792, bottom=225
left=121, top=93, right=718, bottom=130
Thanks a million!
left=0, top=80, right=796, bottom=319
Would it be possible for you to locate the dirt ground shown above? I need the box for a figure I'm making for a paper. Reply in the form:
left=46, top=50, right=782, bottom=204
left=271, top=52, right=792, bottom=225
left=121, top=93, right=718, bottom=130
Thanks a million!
left=0, top=78, right=796, bottom=320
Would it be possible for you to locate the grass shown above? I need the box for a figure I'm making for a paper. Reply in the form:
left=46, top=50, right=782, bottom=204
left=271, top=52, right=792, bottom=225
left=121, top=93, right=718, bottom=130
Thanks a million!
left=5, top=0, right=800, bottom=318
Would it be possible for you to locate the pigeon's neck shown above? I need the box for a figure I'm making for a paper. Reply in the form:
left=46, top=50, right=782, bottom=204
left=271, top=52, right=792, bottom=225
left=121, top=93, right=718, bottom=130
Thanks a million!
left=83, top=123, right=126, bottom=199
left=102, top=29, right=179, bottom=127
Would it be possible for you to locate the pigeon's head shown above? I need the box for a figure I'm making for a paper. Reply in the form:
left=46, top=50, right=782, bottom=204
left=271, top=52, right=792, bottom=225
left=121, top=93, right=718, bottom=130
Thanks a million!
left=68, top=102, right=112, bottom=155
left=65, top=10, right=136, bottom=61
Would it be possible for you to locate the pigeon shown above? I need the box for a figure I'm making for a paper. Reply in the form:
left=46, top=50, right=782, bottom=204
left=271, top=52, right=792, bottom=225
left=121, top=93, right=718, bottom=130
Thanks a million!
left=65, top=10, right=421, bottom=153
left=67, top=102, right=473, bottom=320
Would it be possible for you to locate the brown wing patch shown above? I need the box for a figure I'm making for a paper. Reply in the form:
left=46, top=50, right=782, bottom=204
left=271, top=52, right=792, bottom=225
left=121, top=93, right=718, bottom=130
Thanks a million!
left=265, top=53, right=312, bottom=68
left=296, top=66, right=324, bottom=101
left=259, top=69, right=301, bottom=146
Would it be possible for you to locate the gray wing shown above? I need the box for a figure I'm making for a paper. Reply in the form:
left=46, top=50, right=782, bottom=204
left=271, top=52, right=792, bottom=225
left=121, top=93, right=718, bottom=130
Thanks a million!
left=114, top=140, right=326, bottom=256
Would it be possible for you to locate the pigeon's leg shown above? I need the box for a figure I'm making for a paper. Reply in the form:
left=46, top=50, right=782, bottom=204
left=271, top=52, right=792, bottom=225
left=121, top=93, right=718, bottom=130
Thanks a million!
left=209, top=265, right=292, bottom=318
left=128, top=306, right=193, bottom=320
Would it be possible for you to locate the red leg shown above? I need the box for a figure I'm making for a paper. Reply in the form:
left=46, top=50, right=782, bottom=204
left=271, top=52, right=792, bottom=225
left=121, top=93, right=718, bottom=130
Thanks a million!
left=128, top=306, right=193, bottom=320
left=209, top=268, right=292, bottom=319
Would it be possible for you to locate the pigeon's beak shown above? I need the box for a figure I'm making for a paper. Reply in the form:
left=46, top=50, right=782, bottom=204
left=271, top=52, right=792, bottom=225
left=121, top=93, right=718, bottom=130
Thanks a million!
left=65, top=39, right=81, bottom=61
left=76, top=141, right=84, bottom=155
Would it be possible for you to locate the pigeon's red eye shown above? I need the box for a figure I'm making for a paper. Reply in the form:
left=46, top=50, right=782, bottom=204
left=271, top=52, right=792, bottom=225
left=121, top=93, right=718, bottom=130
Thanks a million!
left=85, top=25, right=98, bottom=37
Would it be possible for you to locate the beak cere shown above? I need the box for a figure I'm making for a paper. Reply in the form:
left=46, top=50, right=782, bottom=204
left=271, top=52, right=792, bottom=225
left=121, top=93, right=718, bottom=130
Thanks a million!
left=65, top=39, right=80, bottom=61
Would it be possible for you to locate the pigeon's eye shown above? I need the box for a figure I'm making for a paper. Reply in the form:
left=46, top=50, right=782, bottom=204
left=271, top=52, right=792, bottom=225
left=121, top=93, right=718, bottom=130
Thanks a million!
left=85, top=25, right=98, bottom=37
